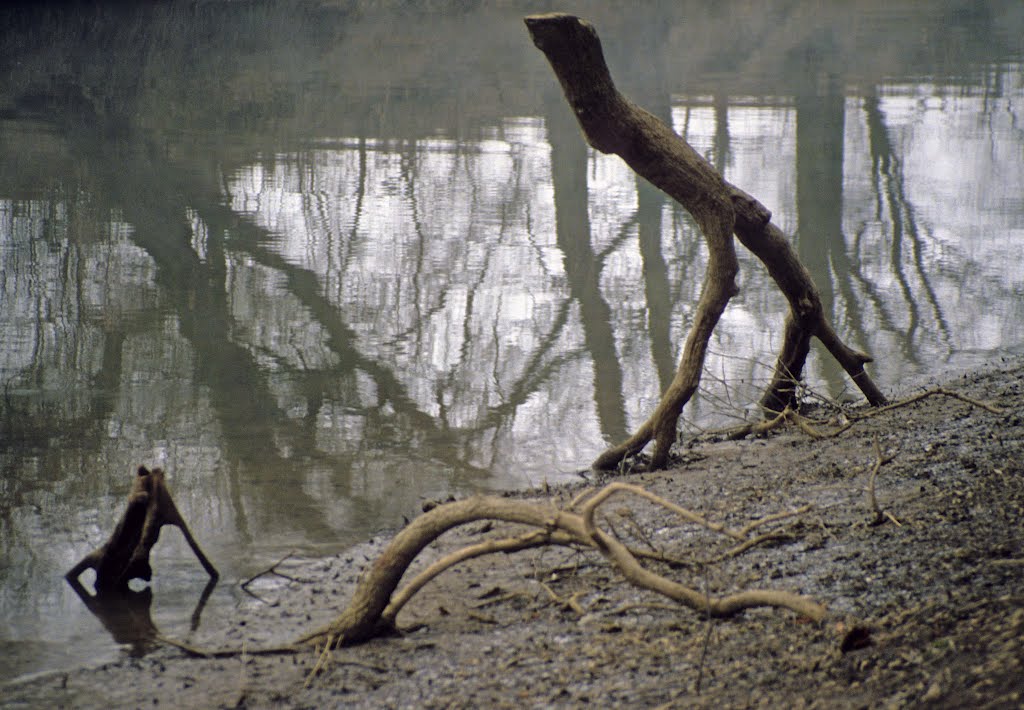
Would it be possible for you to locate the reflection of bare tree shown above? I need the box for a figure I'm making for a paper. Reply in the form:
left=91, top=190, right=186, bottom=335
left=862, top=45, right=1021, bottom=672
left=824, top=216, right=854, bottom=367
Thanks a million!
left=195, top=203, right=490, bottom=481
left=228, top=186, right=596, bottom=487
left=116, top=198, right=334, bottom=545
left=41, top=134, right=462, bottom=543
left=794, top=79, right=954, bottom=379
left=394, top=139, right=444, bottom=352
left=464, top=300, right=587, bottom=440
left=637, top=179, right=675, bottom=394
left=795, top=84, right=860, bottom=392
left=213, top=135, right=606, bottom=485
left=0, top=211, right=137, bottom=462
left=421, top=135, right=584, bottom=459
left=547, top=100, right=629, bottom=445
left=636, top=95, right=676, bottom=395
left=857, top=92, right=951, bottom=361
left=711, top=93, right=733, bottom=173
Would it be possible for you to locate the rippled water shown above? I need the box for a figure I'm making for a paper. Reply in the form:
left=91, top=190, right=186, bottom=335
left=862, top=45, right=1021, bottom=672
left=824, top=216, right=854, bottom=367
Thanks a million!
left=1, top=0, right=1022, bottom=683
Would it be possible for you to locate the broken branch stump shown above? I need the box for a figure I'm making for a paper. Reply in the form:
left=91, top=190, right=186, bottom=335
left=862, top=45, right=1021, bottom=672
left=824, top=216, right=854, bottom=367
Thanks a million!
left=66, top=466, right=218, bottom=593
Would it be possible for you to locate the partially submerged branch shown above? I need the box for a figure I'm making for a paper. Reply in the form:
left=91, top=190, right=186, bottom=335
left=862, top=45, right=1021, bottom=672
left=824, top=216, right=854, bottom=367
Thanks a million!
left=66, top=466, right=218, bottom=593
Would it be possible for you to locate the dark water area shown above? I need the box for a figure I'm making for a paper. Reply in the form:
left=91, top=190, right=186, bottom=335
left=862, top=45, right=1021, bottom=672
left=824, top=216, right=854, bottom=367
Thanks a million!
left=1, top=0, right=1022, bottom=683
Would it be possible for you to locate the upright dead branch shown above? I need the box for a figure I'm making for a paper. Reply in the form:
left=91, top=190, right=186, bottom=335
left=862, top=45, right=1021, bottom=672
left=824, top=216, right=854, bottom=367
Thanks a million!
left=524, top=13, right=885, bottom=470
left=66, top=466, right=218, bottom=593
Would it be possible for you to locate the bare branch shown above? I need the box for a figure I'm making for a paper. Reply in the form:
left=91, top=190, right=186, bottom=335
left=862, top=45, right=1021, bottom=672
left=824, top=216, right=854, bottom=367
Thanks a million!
left=381, top=529, right=573, bottom=625
left=867, top=435, right=900, bottom=526
left=296, top=483, right=825, bottom=651
left=525, top=12, right=885, bottom=470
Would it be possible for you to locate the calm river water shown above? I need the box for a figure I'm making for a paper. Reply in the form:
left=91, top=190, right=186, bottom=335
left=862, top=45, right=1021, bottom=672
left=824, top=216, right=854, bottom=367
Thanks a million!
left=1, top=0, right=1022, bottom=683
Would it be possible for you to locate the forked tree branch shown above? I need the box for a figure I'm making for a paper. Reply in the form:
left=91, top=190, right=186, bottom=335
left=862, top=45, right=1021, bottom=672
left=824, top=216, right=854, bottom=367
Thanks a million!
left=525, top=13, right=885, bottom=470
left=298, top=483, right=826, bottom=650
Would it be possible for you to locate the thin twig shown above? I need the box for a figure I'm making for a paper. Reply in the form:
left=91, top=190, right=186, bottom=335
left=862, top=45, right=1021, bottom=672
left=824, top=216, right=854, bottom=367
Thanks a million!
left=473, top=590, right=533, bottom=609
left=714, top=532, right=795, bottom=561
left=539, top=583, right=587, bottom=615
left=867, top=435, right=900, bottom=526
left=617, top=508, right=661, bottom=553
left=240, top=550, right=299, bottom=593
left=737, top=505, right=813, bottom=537
left=855, top=386, right=1003, bottom=420
left=695, top=567, right=714, bottom=695
left=606, top=601, right=685, bottom=616
left=713, top=385, right=1001, bottom=444
left=789, top=411, right=827, bottom=439
left=156, top=635, right=298, bottom=659
left=304, top=635, right=390, bottom=687
left=991, top=559, right=1024, bottom=567
left=577, top=482, right=747, bottom=542
left=725, top=408, right=788, bottom=440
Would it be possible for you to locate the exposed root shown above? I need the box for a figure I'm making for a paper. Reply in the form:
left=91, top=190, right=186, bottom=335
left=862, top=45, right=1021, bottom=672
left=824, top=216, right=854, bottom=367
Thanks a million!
left=295, top=482, right=825, bottom=655
left=381, top=529, right=570, bottom=625
left=574, top=483, right=825, bottom=620
left=154, top=481, right=824, bottom=673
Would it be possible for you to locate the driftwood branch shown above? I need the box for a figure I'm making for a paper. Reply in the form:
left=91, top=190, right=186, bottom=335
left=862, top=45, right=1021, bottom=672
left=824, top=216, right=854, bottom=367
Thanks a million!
left=867, top=435, right=901, bottom=526
left=297, top=483, right=826, bottom=651
left=66, top=466, right=218, bottom=593
left=524, top=13, right=885, bottom=470
left=381, top=529, right=570, bottom=625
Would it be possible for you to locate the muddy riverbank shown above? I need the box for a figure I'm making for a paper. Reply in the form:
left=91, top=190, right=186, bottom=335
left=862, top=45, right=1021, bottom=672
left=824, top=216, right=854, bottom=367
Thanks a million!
left=4, top=358, right=1023, bottom=708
